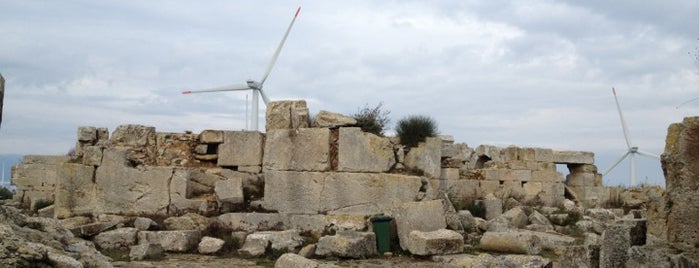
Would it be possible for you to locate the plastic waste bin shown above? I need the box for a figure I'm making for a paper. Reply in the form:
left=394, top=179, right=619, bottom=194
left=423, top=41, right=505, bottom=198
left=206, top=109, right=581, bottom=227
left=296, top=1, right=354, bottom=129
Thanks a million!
left=371, top=215, right=393, bottom=253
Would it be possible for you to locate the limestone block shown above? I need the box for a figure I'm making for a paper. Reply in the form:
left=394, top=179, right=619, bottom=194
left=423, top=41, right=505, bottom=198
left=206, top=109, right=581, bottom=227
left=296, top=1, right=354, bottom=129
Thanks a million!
left=337, top=127, right=395, bottom=173
left=531, top=170, right=563, bottom=182
left=217, top=131, right=264, bottom=167
left=475, top=145, right=503, bottom=162
left=407, top=229, right=464, bottom=256
left=523, top=182, right=543, bottom=199
left=96, top=127, right=109, bottom=145
left=137, top=230, right=202, bottom=252
left=532, top=231, right=576, bottom=250
left=320, top=173, right=422, bottom=215
left=263, top=128, right=330, bottom=172
left=54, top=163, right=95, bottom=219
left=552, top=150, right=594, bottom=164
left=287, top=214, right=367, bottom=236
left=93, top=227, right=138, bottom=251
left=94, top=148, right=173, bottom=215
left=275, top=253, right=322, bottom=268
left=477, top=180, right=500, bottom=198
left=313, top=110, right=357, bottom=128
left=442, top=143, right=473, bottom=161
left=21, top=155, right=71, bottom=165
left=238, top=165, right=261, bottom=173
left=479, top=231, right=542, bottom=254
left=315, top=231, right=377, bottom=258
left=129, top=243, right=163, bottom=261
left=600, top=224, right=632, bottom=268
left=12, top=162, right=63, bottom=188
left=134, top=217, right=157, bottom=231
left=164, top=213, right=211, bottom=232
left=263, top=171, right=324, bottom=213
left=237, top=230, right=304, bottom=257
left=77, top=126, right=97, bottom=142
left=565, top=172, right=597, bottom=186
left=501, top=146, right=521, bottom=162
left=266, top=100, right=310, bottom=131
left=82, top=146, right=103, bottom=166
left=217, top=213, right=284, bottom=232
left=198, top=236, right=225, bottom=254
left=426, top=179, right=478, bottom=209
left=404, top=136, right=442, bottom=178
left=199, top=130, right=224, bottom=144
left=395, top=200, right=446, bottom=250
left=475, top=198, right=502, bottom=220
left=214, top=177, right=244, bottom=206
left=440, top=168, right=459, bottom=180
left=500, top=207, right=528, bottom=229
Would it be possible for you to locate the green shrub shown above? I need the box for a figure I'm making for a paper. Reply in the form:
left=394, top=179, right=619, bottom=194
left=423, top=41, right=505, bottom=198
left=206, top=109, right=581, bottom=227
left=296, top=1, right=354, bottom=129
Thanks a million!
left=0, top=187, right=13, bottom=200
left=352, top=103, right=390, bottom=136
left=395, top=115, right=437, bottom=148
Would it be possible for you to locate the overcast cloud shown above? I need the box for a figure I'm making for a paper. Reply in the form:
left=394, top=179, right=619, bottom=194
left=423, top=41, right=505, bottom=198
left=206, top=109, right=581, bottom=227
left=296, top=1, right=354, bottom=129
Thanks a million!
left=1, top=0, right=697, bottom=187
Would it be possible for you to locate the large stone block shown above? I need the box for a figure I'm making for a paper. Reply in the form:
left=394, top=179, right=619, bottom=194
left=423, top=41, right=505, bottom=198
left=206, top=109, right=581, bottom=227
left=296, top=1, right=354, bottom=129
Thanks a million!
left=237, top=230, right=304, bottom=257
left=82, top=146, right=104, bottom=166
left=214, top=177, right=243, bottom=207
left=54, top=163, right=95, bottom=218
left=263, top=128, right=330, bottom=172
left=216, top=213, right=284, bottom=232
left=265, top=100, right=310, bottom=132
left=395, top=200, right=446, bottom=250
left=93, top=227, right=138, bottom=251
left=94, top=148, right=173, bottom=215
left=313, top=110, right=357, bottom=128
left=315, top=231, right=377, bottom=258
left=404, top=136, right=442, bottom=179
left=263, top=171, right=325, bottom=213
left=275, top=253, right=322, bottom=268
left=552, top=150, right=594, bottom=164
left=137, top=230, right=202, bottom=253
left=78, top=126, right=98, bottom=142
left=337, top=127, right=395, bottom=173
left=217, top=131, right=264, bottom=167
left=480, top=231, right=542, bottom=254
left=199, top=130, right=224, bottom=143
left=407, top=229, right=464, bottom=256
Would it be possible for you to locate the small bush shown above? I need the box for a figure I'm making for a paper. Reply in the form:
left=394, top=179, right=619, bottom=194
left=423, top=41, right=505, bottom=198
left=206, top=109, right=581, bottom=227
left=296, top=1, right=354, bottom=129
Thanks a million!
left=352, top=103, right=390, bottom=136
left=0, top=187, right=13, bottom=200
left=395, top=115, right=437, bottom=148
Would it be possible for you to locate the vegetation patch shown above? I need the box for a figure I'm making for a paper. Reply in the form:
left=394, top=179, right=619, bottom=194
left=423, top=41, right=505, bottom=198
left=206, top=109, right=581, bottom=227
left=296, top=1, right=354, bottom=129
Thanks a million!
left=352, top=102, right=391, bottom=136
left=395, top=115, right=437, bottom=148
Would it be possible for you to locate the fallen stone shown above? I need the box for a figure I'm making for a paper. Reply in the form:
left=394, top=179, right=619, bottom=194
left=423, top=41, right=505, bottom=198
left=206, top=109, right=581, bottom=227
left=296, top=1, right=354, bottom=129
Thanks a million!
left=198, top=236, right=225, bottom=254
left=480, top=231, right=542, bottom=255
left=395, top=200, right=447, bottom=250
left=164, top=213, right=212, bottom=232
left=93, top=227, right=138, bottom=251
left=238, top=230, right=304, bottom=257
left=313, top=110, right=357, bottom=128
left=199, top=130, right=224, bottom=143
left=214, top=177, right=244, bottom=207
left=134, top=217, right=157, bottom=231
left=315, top=231, right=377, bottom=259
left=434, top=253, right=552, bottom=268
left=217, top=213, right=284, bottom=232
left=129, top=243, right=163, bottom=261
left=500, top=207, right=529, bottom=229
left=407, top=229, right=464, bottom=256
left=137, top=230, right=202, bottom=252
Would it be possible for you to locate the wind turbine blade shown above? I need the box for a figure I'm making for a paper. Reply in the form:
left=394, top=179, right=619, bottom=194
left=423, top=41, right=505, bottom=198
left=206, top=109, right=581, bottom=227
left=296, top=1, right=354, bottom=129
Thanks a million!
left=182, top=84, right=250, bottom=94
left=636, top=149, right=660, bottom=159
left=602, top=151, right=631, bottom=175
left=259, top=89, right=270, bottom=105
left=259, top=6, right=301, bottom=86
left=612, top=87, right=633, bottom=149
left=630, top=153, right=637, bottom=186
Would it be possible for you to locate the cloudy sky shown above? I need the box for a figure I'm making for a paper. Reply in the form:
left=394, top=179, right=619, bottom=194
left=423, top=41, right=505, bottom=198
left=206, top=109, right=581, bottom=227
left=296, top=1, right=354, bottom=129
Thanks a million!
left=1, top=1, right=697, bottom=187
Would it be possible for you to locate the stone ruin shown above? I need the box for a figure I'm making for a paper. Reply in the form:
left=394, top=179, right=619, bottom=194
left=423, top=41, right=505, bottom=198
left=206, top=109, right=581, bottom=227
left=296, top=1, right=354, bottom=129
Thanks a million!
left=4, top=100, right=698, bottom=267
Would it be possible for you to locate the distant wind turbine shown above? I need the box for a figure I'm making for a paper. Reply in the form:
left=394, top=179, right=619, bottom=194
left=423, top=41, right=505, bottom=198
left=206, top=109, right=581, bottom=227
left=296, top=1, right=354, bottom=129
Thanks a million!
left=182, top=6, right=301, bottom=131
left=602, top=87, right=660, bottom=186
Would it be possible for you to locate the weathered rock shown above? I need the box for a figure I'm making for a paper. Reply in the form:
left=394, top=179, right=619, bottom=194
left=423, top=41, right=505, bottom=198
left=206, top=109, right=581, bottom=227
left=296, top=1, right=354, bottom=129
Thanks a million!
left=275, top=253, right=322, bottom=268
left=93, top=227, right=138, bottom=251
left=266, top=100, right=310, bottom=131
left=475, top=195, right=503, bottom=220
left=217, top=131, right=264, bottom=167
left=199, top=130, right=224, bottom=143
left=660, top=116, right=699, bottom=252
left=134, top=217, right=157, bottom=231
left=297, top=244, right=316, bottom=258
left=214, top=177, right=244, bottom=208
left=600, top=220, right=648, bottom=268
left=263, top=128, right=330, bottom=172
left=82, top=146, right=104, bottom=166
left=54, top=163, right=95, bottom=218
left=585, top=208, right=617, bottom=223
left=238, top=230, right=304, bottom=257
left=407, top=229, right=464, bottom=256
left=315, top=231, right=377, bottom=258
left=137, top=230, right=202, bottom=252
left=434, top=253, right=552, bottom=268
left=216, top=213, right=283, bottom=233
left=337, top=127, right=395, bottom=173
left=313, top=110, right=357, bottom=128
left=129, top=243, right=163, bottom=261
left=480, top=231, right=542, bottom=254
left=198, top=236, right=225, bottom=254
left=164, top=213, right=211, bottom=232
left=457, top=210, right=477, bottom=232
left=500, top=207, right=529, bottom=229
left=404, top=136, right=442, bottom=178
left=395, top=200, right=447, bottom=250
left=552, top=150, right=594, bottom=164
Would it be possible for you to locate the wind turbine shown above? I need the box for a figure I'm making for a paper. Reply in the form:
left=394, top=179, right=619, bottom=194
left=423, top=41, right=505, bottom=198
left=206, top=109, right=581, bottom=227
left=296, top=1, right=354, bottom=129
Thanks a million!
left=182, top=6, right=301, bottom=131
left=602, top=87, right=660, bottom=186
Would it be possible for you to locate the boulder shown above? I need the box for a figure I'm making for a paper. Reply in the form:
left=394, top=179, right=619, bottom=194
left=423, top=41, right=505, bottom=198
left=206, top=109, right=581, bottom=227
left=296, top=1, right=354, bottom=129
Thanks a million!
left=164, top=213, right=211, bottom=232
left=265, top=100, right=310, bottom=131
left=404, top=136, right=442, bottom=178
left=217, top=213, right=284, bottom=232
left=434, top=253, right=552, bottom=268
left=134, top=217, right=157, bottom=231
left=198, top=236, right=225, bottom=254
left=137, top=230, right=202, bottom=252
left=500, top=207, right=529, bottom=229
left=217, top=131, right=264, bottom=167
left=312, top=110, right=357, bottom=128
left=337, top=127, right=396, bottom=172
left=199, top=130, right=224, bottom=143
left=263, top=128, right=330, bottom=172
left=129, top=243, right=163, bottom=261
left=238, top=230, right=304, bottom=257
left=479, top=231, right=542, bottom=255
left=275, top=253, right=323, bottom=268
left=395, top=200, right=446, bottom=250
left=214, top=177, right=244, bottom=208
left=475, top=195, right=502, bottom=220
left=93, top=227, right=138, bottom=251
left=315, top=231, right=377, bottom=258
left=407, top=229, right=464, bottom=256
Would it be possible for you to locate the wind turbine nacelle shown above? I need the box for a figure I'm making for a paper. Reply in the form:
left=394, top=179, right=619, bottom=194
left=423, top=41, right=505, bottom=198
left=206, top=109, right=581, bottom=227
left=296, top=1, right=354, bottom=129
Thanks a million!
left=246, top=80, right=262, bottom=89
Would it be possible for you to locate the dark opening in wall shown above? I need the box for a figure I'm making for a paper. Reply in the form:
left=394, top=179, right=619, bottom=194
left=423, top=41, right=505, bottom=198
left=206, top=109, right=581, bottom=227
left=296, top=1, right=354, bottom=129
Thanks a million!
left=475, top=155, right=492, bottom=169
left=206, top=144, right=218, bottom=155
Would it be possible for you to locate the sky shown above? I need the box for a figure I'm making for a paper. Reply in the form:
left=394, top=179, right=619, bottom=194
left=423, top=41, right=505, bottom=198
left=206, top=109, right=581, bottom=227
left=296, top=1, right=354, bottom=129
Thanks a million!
left=0, top=0, right=697, bottom=187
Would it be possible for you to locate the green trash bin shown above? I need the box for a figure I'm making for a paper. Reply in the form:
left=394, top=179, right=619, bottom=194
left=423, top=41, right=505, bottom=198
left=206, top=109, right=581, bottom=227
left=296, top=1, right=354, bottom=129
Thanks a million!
left=371, top=215, right=393, bottom=254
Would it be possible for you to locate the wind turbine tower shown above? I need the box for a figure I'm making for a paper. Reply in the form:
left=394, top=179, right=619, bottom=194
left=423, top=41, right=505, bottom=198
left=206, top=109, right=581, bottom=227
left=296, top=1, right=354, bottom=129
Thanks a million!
left=602, top=87, right=660, bottom=186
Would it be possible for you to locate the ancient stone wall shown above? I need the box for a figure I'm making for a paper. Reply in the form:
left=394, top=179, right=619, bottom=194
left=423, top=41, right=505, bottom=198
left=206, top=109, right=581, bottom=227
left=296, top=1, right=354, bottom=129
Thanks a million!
left=11, top=100, right=603, bottom=220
